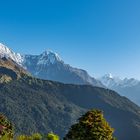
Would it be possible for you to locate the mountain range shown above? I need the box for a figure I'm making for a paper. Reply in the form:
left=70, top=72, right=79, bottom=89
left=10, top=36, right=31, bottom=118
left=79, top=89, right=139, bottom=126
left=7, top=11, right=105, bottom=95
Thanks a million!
left=1, top=43, right=140, bottom=107
left=0, top=43, right=140, bottom=105
left=1, top=42, right=140, bottom=106
left=99, top=74, right=140, bottom=105
left=1, top=57, right=140, bottom=140
left=0, top=43, right=103, bottom=87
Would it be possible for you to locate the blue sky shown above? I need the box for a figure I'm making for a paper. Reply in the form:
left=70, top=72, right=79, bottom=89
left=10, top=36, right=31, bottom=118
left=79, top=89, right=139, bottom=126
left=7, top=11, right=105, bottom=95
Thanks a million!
left=0, top=0, right=140, bottom=79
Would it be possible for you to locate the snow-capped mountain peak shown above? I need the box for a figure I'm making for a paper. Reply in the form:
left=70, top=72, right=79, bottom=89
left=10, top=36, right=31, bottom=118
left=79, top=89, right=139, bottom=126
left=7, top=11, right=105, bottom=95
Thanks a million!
left=0, top=43, right=23, bottom=65
left=0, top=43, right=13, bottom=56
left=99, top=74, right=122, bottom=87
left=37, top=50, right=63, bottom=65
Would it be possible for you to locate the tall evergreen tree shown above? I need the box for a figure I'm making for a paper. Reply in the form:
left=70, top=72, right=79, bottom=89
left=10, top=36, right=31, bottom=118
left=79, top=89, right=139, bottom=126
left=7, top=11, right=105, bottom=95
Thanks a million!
left=64, top=109, right=116, bottom=140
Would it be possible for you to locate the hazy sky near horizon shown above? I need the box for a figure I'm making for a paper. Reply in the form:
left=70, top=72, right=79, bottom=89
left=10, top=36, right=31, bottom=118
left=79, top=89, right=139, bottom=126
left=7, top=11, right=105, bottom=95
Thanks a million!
left=0, top=0, right=140, bottom=79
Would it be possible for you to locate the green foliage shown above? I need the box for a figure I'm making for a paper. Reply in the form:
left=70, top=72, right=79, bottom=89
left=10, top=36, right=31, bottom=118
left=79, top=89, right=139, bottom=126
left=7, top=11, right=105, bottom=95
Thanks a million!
left=16, top=133, right=59, bottom=140
left=32, top=133, right=42, bottom=140
left=46, top=132, right=59, bottom=140
left=64, top=109, right=116, bottom=140
left=0, top=114, right=14, bottom=140
left=16, top=133, right=42, bottom=140
left=16, top=135, right=29, bottom=140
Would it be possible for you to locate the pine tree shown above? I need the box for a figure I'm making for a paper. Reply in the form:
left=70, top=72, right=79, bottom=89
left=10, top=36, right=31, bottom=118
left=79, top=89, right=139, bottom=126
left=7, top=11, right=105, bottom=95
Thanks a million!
left=64, top=109, right=116, bottom=140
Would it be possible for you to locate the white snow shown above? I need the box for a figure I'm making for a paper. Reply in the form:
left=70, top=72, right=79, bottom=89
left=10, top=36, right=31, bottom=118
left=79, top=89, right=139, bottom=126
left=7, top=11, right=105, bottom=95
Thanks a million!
left=0, top=43, right=24, bottom=65
left=37, top=50, right=62, bottom=65
left=99, top=74, right=139, bottom=88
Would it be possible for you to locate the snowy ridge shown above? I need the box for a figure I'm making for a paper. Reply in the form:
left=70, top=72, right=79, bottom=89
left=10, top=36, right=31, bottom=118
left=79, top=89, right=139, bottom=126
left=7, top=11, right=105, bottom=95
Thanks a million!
left=0, top=43, right=63, bottom=67
left=0, top=43, right=24, bottom=65
left=99, top=73, right=139, bottom=88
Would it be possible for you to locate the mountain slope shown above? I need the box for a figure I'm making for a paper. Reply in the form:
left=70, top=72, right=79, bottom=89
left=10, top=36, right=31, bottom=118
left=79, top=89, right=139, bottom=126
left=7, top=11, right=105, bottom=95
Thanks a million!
left=0, top=73, right=140, bottom=140
left=100, top=74, right=140, bottom=105
left=0, top=57, right=29, bottom=83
